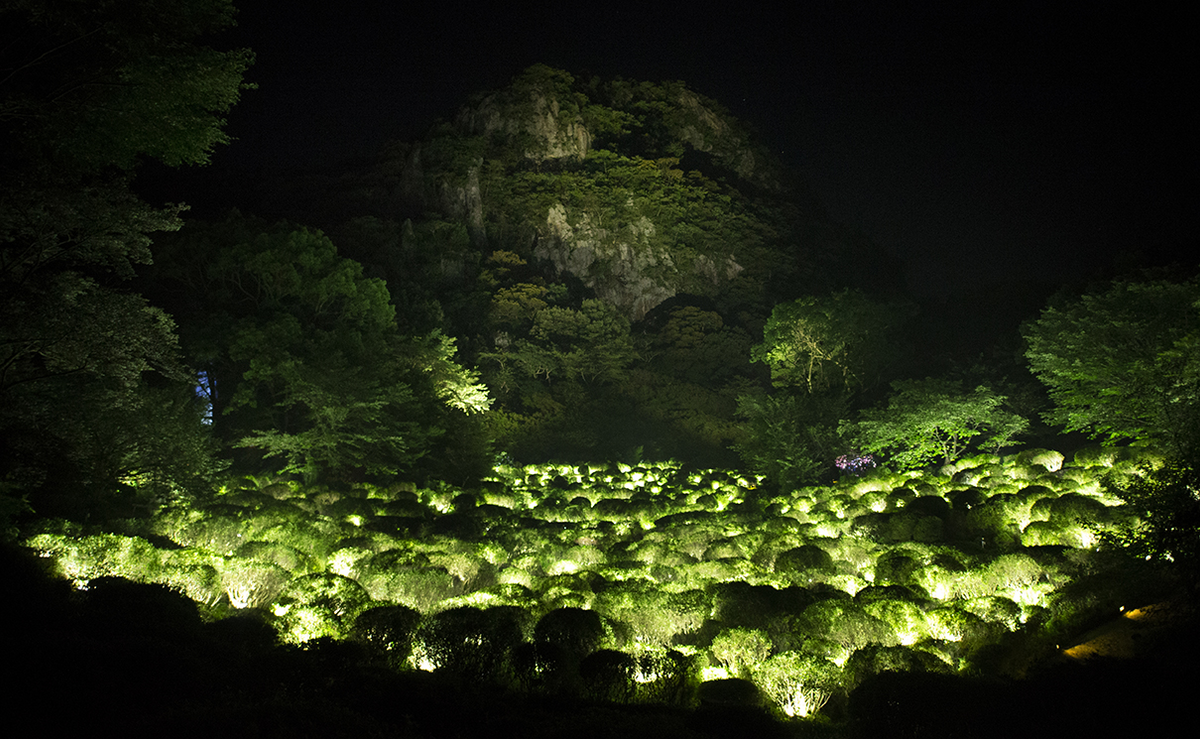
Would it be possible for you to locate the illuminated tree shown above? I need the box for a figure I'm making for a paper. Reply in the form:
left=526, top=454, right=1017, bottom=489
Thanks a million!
left=844, top=379, right=1028, bottom=471
left=146, top=216, right=491, bottom=484
left=1100, top=461, right=1200, bottom=575
left=752, top=290, right=911, bottom=395
left=0, top=0, right=252, bottom=507
left=1023, top=276, right=1200, bottom=455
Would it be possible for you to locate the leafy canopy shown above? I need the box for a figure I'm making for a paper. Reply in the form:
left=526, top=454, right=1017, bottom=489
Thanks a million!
left=149, top=217, right=490, bottom=484
left=1100, top=461, right=1200, bottom=573
left=752, top=290, right=911, bottom=395
left=844, top=379, right=1028, bottom=471
left=1023, top=276, right=1200, bottom=455
left=0, top=0, right=252, bottom=507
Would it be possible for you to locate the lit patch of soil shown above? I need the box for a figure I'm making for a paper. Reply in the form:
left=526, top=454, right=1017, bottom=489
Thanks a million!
left=1061, top=600, right=1194, bottom=661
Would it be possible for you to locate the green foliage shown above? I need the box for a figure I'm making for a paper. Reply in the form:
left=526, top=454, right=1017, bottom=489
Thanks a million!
left=271, top=572, right=373, bottom=644
left=710, top=627, right=772, bottom=679
left=735, top=391, right=850, bottom=486
left=534, top=606, right=606, bottom=661
left=217, top=557, right=290, bottom=609
left=0, top=0, right=254, bottom=170
left=350, top=603, right=422, bottom=668
left=750, top=650, right=842, bottom=718
left=752, top=290, right=911, bottom=395
left=0, top=0, right=251, bottom=506
left=19, top=455, right=1151, bottom=718
left=1100, top=460, right=1200, bottom=572
left=413, top=606, right=525, bottom=681
left=149, top=216, right=490, bottom=483
left=1023, top=276, right=1200, bottom=455
left=844, top=379, right=1028, bottom=471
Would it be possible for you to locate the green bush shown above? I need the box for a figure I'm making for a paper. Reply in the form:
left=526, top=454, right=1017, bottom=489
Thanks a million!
left=710, top=627, right=772, bottom=679
left=412, top=605, right=525, bottom=682
left=349, top=603, right=422, bottom=668
left=580, top=649, right=638, bottom=703
left=750, top=650, right=843, bottom=718
left=795, top=599, right=896, bottom=652
left=217, top=557, right=291, bottom=609
left=271, top=572, right=373, bottom=643
left=534, top=606, right=606, bottom=661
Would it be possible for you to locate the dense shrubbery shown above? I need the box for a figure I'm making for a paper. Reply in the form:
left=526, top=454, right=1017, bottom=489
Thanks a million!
left=21, top=447, right=1179, bottom=725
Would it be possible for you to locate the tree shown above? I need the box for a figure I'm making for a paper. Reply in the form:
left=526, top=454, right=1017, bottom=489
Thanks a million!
left=751, top=290, right=912, bottom=395
left=0, top=0, right=253, bottom=509
left=734, top=290, right=911, bottom=485
left=146, top=217, right=491, bottom=484
left=843, top=379, right=1028, bottom=471
left=734, top=392, right=850, bottom=487
left=1100, top=461, right=1200, bottom=580
left=480, top=298, right=636, bottom=459
left=1023, top=276, right=1200, bottom=456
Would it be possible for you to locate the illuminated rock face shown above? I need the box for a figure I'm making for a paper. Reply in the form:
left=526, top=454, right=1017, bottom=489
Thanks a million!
left=457, top=88, right=592, bottom=164
left=396, top=65, right=791, bottom=321
left=537, top=203, right=679, bottom=321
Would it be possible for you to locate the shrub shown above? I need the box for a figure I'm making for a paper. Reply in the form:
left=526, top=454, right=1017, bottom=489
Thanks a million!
left=795, top=599, right=896, bottom=652
left=873, top=553, right=922, bottom=586
left=362, top=565, right=460, bottom=613
left=534, top=607, right=606, bottom=662
left=580, top=649, right=638, bottom=703
left=511, top=640, right=577, bottom=695
left=152, top=562, right=223, bottom=607
left=1017, top=448, right=1066, bottom=472
left=1099, top=460, right=1200, bottom=571
left=696, top=678, right=765, bottom=708
left=234, top=540, right=317, bottom=573
left=845, top=644, right=952, bottom=689
left=773, top=544, right=835, bottom=576
left=750, top=650, right=843, bottom=718
left=217, top=558, right=291, bottom=609
left=596, top=582, right=710, bottom=648
left=270, top=572, right=373, bottom=643
left=349, top=603, right=422, bottom=668
left=710, top=627, right=772, bottom=679
left=25, top=532, right=164, bottom=585
left=861, top=599, right=929, bottom=645
left=959, top=596, right=1023, bottom=630
left=412, top=605, right=526, bottom=683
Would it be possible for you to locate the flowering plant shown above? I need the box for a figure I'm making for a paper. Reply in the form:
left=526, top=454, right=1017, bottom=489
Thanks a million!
left=835, top=453, right=876, bottom=476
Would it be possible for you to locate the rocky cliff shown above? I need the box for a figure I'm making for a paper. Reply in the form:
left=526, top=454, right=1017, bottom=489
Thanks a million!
left=396, top=64, right=805, bottom=321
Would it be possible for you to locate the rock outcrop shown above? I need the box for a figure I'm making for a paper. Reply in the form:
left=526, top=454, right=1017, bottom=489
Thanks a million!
left=393, top=64, right=825, bottom=320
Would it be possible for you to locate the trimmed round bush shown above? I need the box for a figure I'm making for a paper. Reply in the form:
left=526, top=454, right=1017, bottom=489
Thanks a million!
left=710, top=627, right=772, bottom=678
left=413, top=605, right=524, bottom=682
left=697, top=678, right=764, bottom=708
left=750, top=650, right=842, bottom=718
left=1073, top=446, right=1120, bottom=467
left=846, top=644, right=952, bottom=687
left=774, top=545, right=835, bottom=575
left=1044, top=492, right=1112, bottom=525
left=350, top=603, right=421, bottom=667
left=633, top=649, right=699, bottom=706
left=217, top=558, right=291, bottom=609
left=795, top=599, right=896, bottom=651
left=235, top=540, right=317, bottom=573
left=862, top=599, right=929, bottom=645
left=580, top=649, right=638, bottom=703
left=874, top=553, right=922, bottom=586
left=535, top=607, right=606, bottom=661
left=906, top=496, right=951, bottom=518
left=1016, top=448, right=1065, bottom=472
left=271, top=572, right=373, bottom=643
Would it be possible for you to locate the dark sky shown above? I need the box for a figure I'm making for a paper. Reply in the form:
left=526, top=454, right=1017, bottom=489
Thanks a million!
left=192, top=2, right=1195, bottom=303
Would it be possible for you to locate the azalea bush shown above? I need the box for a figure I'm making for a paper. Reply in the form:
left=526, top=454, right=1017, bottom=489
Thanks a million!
left=18, top=451, right=1172, bottom=721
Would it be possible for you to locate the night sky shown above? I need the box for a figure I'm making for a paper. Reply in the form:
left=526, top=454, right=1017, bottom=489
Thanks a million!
left=180, top=2, right=1195, bottom=304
